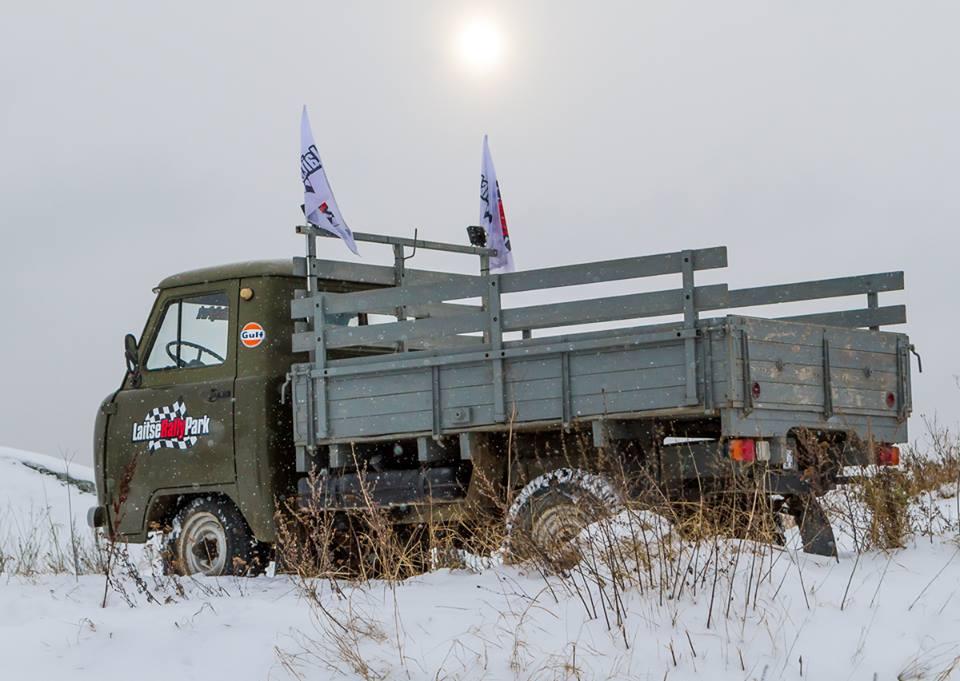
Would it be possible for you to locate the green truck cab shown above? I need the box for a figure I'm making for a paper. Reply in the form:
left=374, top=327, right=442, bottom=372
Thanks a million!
left=91, top=262, right=313, bottom=572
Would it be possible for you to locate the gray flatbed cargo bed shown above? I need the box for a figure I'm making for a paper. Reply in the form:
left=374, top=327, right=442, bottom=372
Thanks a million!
left=288, top=230, right=912, bottom=472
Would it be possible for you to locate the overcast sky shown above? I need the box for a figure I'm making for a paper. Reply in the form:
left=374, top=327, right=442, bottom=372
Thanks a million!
left=2, top=2, right=958, bottom=465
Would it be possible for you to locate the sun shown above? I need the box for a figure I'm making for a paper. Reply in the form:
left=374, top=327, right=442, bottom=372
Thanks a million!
left=456, top=17, right=505, bottom=74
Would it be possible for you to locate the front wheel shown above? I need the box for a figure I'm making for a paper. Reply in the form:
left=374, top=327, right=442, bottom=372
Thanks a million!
left=165, top=497, right=265, bottom=576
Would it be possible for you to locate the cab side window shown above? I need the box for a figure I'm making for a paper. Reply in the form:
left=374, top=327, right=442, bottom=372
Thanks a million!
left=145, top=292, right=230, bottom=370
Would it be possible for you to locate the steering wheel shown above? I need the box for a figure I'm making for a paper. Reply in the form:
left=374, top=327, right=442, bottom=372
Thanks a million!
left=165, top=340, right=225, bottom=368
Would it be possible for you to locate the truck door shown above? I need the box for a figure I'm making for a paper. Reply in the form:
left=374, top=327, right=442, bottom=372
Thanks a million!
left=105, top=282, right=239, bottom=537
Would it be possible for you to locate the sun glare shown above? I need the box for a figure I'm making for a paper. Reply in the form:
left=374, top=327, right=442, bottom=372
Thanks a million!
left=457, top=17, right=504, bottom=74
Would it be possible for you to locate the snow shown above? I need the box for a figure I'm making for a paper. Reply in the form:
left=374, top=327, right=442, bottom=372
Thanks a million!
left=0, top=446, right=95, bottom=575
left=0, top=445, right=95, bottom=483
left=2, top=446, right=959, bottom=680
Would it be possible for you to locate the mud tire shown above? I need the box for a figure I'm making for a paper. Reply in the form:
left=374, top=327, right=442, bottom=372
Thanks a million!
left=504, top=468, right=622, bottom=571
left=165, top=497, right=266, bottom=576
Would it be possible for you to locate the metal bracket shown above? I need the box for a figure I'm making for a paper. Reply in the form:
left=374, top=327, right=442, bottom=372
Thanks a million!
left=909, top=343, right=923, bottom=373
left=328, top=443, right=349, bottom=468
left=431, top=365, right=442, bottom=437
left=418, top=436, right=449, bottom=463
left=458, top=431, right=482, bottom=460
left=680, top=250, right=699, bottom=405
left=312, top=296, right=329, bottom=439
left=291, top=363, right=317, bottom=473
left=487, top=275, right=506, bottom=422
left=867, top=290, right=879, bottom=331
left=822, top=335, right=834, bottom=419
left=449, top=406, right=472, bottom=425
left=741, top=330, right=753, bottom=416
left=701, top=329, right=714, bottom=412
left=896, top=338, right=911, bottom=421
left=560, top=351, right=572, bottom=428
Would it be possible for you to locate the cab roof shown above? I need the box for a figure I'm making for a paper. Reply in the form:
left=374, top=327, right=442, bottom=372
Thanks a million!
left=157, top=260, right=294, bottom=290
left=157, top=257, right=461, bottom=292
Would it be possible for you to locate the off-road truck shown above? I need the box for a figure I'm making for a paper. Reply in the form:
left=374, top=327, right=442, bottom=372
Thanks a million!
left=89, top=226, right=916, bottom=575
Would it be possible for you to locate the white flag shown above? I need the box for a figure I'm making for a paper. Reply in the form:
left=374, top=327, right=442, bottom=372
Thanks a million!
left=479, top=135, right=514, bottom=272
left=300, top=106, right=359, bottom=255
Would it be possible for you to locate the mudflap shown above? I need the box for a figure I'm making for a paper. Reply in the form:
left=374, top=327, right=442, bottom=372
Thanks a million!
left=787, top=494, right=837, bottom=558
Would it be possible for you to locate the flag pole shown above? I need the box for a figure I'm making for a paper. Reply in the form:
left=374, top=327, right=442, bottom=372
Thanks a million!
left=304, top=232, right=317, bottom=294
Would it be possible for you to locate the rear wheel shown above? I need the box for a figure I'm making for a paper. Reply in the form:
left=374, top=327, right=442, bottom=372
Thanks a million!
left=505, top=469, right=622, bottom=571
left=166, top=497, right=265, bottom=576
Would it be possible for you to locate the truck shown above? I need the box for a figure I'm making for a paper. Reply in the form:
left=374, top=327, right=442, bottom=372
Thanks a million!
left=88, top=225, right=916, bottom=575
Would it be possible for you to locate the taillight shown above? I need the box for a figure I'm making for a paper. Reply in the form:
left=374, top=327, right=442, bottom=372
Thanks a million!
left=728, top=439, right=771, bottom=463
left=729, top=439, right=755, bottom=462
left=876, top=444, right=900, bottom=466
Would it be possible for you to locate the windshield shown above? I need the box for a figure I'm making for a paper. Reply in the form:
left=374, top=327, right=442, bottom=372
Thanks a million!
left=145, top=292, right=230, bottom=370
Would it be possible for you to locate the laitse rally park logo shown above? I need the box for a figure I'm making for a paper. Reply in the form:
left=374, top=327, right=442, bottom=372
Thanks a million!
left=131, top=399, right=210, bottom=451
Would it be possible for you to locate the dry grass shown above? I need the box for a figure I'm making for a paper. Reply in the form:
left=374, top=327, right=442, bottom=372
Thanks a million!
left=860, top=468, right=912, bottom=549
left=903, top=419, right=960, bottom=498
left=826, top=421, right=960, bottom=551
left=0, top=503, right=104, bottom=577
left=274, top=460, right=508, bottom=586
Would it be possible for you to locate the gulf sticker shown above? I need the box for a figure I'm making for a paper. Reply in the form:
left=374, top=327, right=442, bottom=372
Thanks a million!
left=240, top=322, right=266, bottom=348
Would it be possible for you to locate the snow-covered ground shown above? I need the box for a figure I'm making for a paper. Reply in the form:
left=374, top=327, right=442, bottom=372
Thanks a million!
left=2, top=446, right=959, bottom=680
left=0, top=446, right=97, bottom=576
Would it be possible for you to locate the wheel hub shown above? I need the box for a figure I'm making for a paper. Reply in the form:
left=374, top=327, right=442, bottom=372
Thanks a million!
left=530, top=502, right=594, bottom=569
left=180, top=511, right=228, bottom=575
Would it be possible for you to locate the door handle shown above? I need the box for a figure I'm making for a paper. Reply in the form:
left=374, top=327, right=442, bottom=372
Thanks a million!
left=207, top=388, right=232, bottom=402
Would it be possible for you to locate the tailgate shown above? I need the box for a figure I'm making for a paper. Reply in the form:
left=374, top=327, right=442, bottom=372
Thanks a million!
left=722, top=316, right=911, bottom=441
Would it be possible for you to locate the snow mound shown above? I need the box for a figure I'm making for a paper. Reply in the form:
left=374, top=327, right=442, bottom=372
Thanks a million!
left=0, top=446, right=97, bottom=574
left=0, top=445, right=95, bottom=484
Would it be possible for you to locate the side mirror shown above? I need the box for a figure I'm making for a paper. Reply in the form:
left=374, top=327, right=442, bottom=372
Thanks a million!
left=124, top=333, right=142, bottom=387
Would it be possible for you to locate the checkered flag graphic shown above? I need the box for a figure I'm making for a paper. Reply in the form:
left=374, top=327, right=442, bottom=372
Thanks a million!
left=144, top=399, right=197, bottom=451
